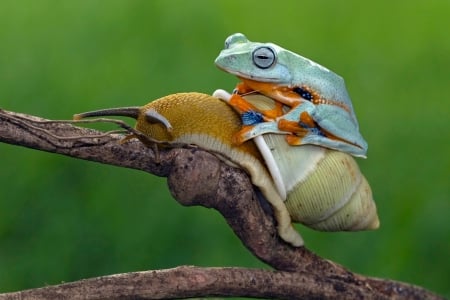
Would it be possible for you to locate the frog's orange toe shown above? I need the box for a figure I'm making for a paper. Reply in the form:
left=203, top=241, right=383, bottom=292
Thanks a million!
left=232, top=126, right=255, bottom=145
left=299, top=111, right=316, bottom=128
left=286, top=134, right=302, bottom=146
left=278, top=119, right=309, bottom=136
left=234, top=82, right=254, bottom=94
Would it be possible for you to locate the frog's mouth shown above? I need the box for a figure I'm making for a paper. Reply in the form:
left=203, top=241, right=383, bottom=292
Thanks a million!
left=216, top=64, right=282, bottom=83
left=214, top=57, right=286, bottom=83
left=238, top=73, right=281, bottom=82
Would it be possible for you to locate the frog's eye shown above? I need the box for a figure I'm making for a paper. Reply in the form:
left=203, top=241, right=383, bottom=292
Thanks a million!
left=252, top=46, right=276, bottom=69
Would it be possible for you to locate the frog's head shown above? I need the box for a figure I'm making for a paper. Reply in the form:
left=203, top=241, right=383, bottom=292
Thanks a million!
left=215, top=33, right=294, bottom=83
left=215, top=33, right=335, bottom=84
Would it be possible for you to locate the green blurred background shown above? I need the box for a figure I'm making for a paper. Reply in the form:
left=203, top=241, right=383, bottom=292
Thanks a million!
left=0, top=0, right=448, bottom=297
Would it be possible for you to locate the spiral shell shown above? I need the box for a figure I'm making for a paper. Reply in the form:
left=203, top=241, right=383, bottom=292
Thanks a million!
left=262, top=134, right=379, bottom=231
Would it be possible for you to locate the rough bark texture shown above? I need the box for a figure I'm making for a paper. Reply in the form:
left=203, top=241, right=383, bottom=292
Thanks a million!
left=0, top=109, right=444, bottom=300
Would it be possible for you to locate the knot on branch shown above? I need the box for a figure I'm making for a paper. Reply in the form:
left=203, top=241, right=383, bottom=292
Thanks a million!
left=168, top=148, right=222, bottom=207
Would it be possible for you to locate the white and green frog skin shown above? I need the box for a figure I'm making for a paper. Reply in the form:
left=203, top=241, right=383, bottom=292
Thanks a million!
left=214, top=33, right=368, bottom=158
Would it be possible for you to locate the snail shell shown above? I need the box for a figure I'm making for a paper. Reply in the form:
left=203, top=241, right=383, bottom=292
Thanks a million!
left=262, top=133, right=378, bottom=231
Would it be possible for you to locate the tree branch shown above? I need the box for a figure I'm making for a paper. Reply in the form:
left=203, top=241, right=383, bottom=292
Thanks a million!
left=0, top=266, right=438, bottom=300
left=0, top=109, right=444, bottom=299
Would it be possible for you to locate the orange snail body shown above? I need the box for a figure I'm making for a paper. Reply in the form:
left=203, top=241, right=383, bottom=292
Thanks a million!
left=74, top=92, right=302, bottom=246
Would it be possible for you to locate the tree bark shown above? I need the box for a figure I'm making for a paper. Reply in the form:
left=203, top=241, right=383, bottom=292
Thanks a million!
left=0, top=109, right=444, bottom=300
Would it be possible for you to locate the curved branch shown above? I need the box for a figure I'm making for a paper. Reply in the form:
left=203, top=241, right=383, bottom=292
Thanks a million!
left=0, top=266, right=439, bottom=300
left=0, top=109, right=444, bottom=300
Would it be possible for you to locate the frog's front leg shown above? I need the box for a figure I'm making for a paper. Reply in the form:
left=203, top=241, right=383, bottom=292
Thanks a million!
left=215, top=89, right=313, bottom=145
left=230, top=93, right=284, bottom=120
left=228, top=93, right=266, bottom=117
left=214, top=89, right=281, bottom=144
left=226, top=93, right=285, bottom=145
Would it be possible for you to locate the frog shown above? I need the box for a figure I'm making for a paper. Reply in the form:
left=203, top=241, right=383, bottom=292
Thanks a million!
left=214, top=33, right=368, bottom=158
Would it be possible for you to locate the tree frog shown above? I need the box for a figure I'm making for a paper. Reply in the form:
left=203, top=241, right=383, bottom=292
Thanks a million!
left=214, top=33, right=368, bottom=158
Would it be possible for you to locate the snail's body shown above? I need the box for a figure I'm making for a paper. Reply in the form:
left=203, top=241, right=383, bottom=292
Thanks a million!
left=75, top=93, right=302, bottom=246
left=75, top=92, right=379, bottom=247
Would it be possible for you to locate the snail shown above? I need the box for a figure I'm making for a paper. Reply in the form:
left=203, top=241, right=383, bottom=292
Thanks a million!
left=74, top=92, right=379, bottom=247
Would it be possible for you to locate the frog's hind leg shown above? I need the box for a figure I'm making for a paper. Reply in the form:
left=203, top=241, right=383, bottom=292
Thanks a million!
left=278, top=111, right=318, bottom=145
